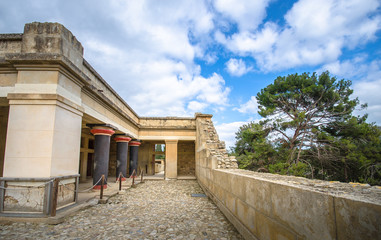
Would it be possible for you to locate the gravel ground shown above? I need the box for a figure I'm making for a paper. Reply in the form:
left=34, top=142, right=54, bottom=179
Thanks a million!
left=0, top=180, right=243, bottom=240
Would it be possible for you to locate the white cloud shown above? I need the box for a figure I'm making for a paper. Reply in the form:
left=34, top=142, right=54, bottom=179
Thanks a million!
left=320, top=56, right=369, bottom=78
left=225, top=58, right=252, bottom=76
left=234, top=96, right=259, bottom=114
left=321, top=58, right=381, bottom=124
left=214, top=121, right=248, bottom=149
left=187, top=101, right=207, bottom=112
left=217, top=0, right=381, bottom=71
left=353, top=78, right=381, bottom=124
left=79, top=0, right=232, bottom=117
left=213, top=0, right=272, bottom=31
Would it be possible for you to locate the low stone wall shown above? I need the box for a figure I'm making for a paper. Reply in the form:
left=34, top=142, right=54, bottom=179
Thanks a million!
left=195, top=116, right=381, bottom=240
left=198, top=167, right=381, bottom=240
left=0, top=176, right=78, bottom=216
left=3, top=182, right=46, bottom=212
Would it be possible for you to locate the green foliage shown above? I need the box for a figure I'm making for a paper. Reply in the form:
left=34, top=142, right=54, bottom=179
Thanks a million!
left=268, top=162, right=310, bottom=177
left=256, top=71, right=361, bottom=164
left=233, top=71, right=381, bottom=185
left=234, top=122, right=275, bottom=171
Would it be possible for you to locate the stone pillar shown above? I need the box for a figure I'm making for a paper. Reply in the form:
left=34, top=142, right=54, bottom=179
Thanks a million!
left=3, top=95, right=83, bottom=178
left=129, top=140, right=141, bottom=176
left=79, top=152, right=88, bottom=182
left=114, top=135, right=131, bottom=181
left=90, top=126, right=115, bottom=189
left=79, top=136, right=89, bottom=182
left=165, top=140, right=178, bottom=179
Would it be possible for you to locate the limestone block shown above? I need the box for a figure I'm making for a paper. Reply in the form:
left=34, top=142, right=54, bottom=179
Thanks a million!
left=236, top=198, right=257, bottom=235
left=230, top=174, right=246, bottom=202
left=335, top=197, right=381, bottom=240
left=0, top=72, right=17, bottom=87
left=0, top=34, right=22, bottom=55
left=215, top=184, right=226, bottom=205
left=245, top=177, right=273, bottom=216
left=21, top=22, right=84, bottom=68
left=225, top=191, right=236, bottom=215
left=57, top=181, right=76, bottom=207
left=213, top=170, right=226, bottom=189
left=165, top=140, right=178, bottom=179
left=4, top=183, right=45, bottom=212
left=256, top=211, right=297, bottom=240
left=270, top=184, right=336, bottom=240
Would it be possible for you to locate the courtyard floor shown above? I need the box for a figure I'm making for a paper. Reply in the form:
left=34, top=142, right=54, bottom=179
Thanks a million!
left=0, top=180, right=243, bottom=240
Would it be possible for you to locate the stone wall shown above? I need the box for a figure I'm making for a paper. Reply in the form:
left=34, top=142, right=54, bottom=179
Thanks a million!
left=3, top=178, right=76, bottom=213
left=138, top=141, right=155, bottom=175
left=177, top=141, right=195, bottom=176
left=195, top=114, right=238, bottom=171
left=195, top=115, right=381, bottom=240
left=0, top=34, right=22, bottom=55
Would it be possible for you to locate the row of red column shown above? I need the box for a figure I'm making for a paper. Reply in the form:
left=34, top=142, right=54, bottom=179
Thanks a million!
left=89, top=125, right=141, bottom=189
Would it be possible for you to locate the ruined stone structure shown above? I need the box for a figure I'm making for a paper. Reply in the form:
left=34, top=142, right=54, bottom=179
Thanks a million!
left=0, top=22, right=222, bottom=215
left=0, top=23, right=380, bottom=239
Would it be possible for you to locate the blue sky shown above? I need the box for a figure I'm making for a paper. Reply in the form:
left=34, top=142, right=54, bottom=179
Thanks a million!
left=1, top=0, right=380, bottom=148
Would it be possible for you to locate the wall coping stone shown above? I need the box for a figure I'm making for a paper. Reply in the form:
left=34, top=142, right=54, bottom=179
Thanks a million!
left=217, top=169, right=381, bottom=205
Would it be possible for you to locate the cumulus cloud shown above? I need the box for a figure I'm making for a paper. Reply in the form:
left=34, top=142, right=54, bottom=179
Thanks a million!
left=225, top=58, right=252, bottom=76
left=81, top=0, right=231, bottom=116
left=217, top=0, right=381, bottom=71
left=353, top=78, right=381, bottom=124
left=320, top=57, right=381, bottom=124
left=214, top=0, right=272, bottom=32
left=234, top=96, right=259, bottom=114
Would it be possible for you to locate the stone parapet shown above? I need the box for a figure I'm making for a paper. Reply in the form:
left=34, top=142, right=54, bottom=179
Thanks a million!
left=195, top=114, right=381, bottom=240
left=139, top=117, right=196, bottom=130
left=197, top=166, right=381, bottom=240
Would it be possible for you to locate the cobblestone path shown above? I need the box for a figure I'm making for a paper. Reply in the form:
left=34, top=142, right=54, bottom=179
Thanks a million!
left=0, top=180, right=243, bottom=240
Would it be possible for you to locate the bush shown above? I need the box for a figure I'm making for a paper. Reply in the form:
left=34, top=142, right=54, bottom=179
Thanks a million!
left=268, top=162, right=309, bottom=177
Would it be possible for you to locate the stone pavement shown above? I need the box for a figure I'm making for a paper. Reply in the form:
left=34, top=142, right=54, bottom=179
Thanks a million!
left=0, top=180, right=243, bottom=240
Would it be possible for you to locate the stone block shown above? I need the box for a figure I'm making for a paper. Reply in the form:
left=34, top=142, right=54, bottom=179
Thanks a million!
left=215, top=184, right=226, bottom=204
left=335, top=197, right=381, bottom=240
left=230, top=174, right=246, bottom=201
left=256, top=211, right=297, bottom=240
left=236, top=198, right=256, bottom=235
left=225, top=191, right=236, bottom=215
left=21, top=22, right=84, bottom=68
left=270, top=183, right=336, bottom=240
left=245, top=177, right=272, bottom=216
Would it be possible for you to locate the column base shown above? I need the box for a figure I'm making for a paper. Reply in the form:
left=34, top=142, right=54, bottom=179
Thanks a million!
left=93, top=185, right=108, bottom=190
